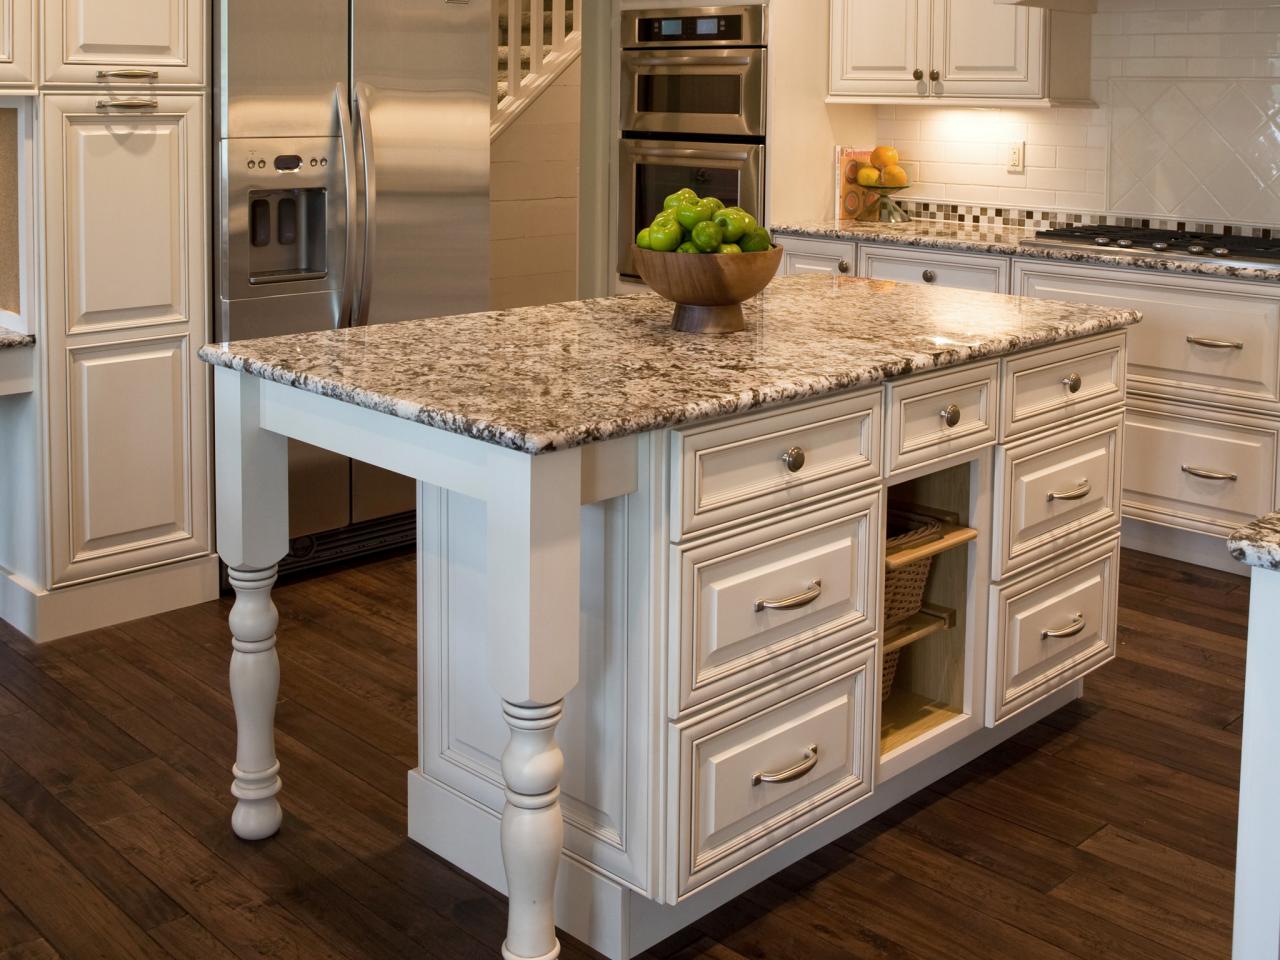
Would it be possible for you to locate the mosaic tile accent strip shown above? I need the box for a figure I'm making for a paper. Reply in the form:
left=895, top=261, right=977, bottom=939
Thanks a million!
left=891, top=200, right=1275, bottom=239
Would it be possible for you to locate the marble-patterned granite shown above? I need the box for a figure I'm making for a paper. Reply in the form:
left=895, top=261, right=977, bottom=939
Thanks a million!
left=0, top=327, right=35, bottom=349
left=199, top=274, right=1140, bottom=455
left=1229, top=513, right=1280, bottom=571
left=774, top=219, right=1280, bottom=284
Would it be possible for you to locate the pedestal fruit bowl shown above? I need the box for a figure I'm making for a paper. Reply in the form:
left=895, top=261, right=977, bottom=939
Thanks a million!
left=632, top=244, right=784, bottom=334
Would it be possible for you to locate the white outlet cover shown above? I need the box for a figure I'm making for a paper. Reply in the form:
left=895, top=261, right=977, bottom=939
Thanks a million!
left=1008, top=141, right=1026, bottom=173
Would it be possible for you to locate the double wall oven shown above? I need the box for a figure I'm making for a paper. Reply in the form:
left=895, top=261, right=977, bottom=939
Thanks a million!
left=618, top=6, right=767, bottom=278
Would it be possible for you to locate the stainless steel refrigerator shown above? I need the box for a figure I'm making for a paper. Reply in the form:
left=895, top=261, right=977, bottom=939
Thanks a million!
left=215, top=0, right=491, bottom=565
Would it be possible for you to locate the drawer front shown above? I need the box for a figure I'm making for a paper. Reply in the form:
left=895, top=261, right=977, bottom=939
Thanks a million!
left=1123, top=401, right=1279, bottom=537
left=859, top=246, right=1009, bottom=293
left=996, top=412, right=1122, bottom=578
left=672, top=491, right=879, bottom=714
left=672, top=391, right=881, bottom=540
left=989, top=536, right=1119, bottom=725
left=670, top=649, right=875, bottom=899
left=777, top=236, right=857, bottom=278
left=887, top=362, right=998, bottom=474
left=1001, top=335, right=1126, bottom=440
left=1015, top=263, right=1280, bottom=412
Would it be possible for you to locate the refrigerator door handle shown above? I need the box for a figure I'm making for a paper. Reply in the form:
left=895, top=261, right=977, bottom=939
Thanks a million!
left=353, top=82, right=377, bottom=326
left=336, top=85, right=358, bottom=328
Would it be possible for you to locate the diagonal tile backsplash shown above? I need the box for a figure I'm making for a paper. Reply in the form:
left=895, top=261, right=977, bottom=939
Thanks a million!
left=1110, top=78, right=1280, bottom=225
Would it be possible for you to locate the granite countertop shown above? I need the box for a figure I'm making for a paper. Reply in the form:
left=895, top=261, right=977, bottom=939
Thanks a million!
left=0, top=327, right=35, bottom=350
left=1229, top=514, right=1280, bottom=571
left=198, top=274, right=1140, bottom=455
left=773, top=219, right=1280, bottom=284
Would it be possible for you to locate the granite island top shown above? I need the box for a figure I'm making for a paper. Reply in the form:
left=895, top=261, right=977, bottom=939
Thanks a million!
left=774, top=219, right=1280, bottom=284
left=198, top=274, right=1140, bottom=455
left=0, top=327, right=35, bottom=350
left=1229, top=514, right=1280, bottom=571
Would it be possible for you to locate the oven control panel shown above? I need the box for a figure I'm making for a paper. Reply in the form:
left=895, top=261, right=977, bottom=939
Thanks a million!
left=625, top=6, right=764, bottom=48
left=639, top=14, right=741, bottom=43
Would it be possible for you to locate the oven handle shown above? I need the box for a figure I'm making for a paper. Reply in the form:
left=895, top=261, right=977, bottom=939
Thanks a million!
left=626, top=54, right=755, bottom=68
left=624, top=143, right=756, bottom=163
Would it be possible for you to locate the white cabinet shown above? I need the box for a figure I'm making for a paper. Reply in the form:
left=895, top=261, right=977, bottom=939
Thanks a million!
left=42, top=93, right=209, bottom=585
left=779, top=236, right=856, bottom=278
left=41, top=0, right=204, bottom=86
left=830, top=0, right=1092, bottom=105
left=858, top=244, right=1010, bottom=293
left=0, top=0, right=35, bottom=87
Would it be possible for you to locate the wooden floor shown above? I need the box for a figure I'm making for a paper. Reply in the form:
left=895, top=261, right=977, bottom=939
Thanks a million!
left=0, top=548, right=1248, bottom=960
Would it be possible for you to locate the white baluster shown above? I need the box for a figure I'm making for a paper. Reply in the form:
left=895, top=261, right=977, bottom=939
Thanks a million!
left=508, top=0, right=523, bottom=99
left=228, top=564, right=283, bottom=840
left=500, top=700, right=565, bottom=960
left=530, top=0, right=544, bottom=77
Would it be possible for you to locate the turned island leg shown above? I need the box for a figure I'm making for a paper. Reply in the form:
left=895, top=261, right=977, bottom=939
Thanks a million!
left=485, top=446, right=583, bottom=960
left=213, top=366, right=289, bottom=841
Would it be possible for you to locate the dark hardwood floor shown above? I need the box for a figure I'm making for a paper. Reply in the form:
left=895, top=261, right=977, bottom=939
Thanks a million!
left=0, top=548, right=1247, bottom=960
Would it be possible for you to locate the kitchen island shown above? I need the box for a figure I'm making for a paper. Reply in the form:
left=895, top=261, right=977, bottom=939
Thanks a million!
left=200, top=274, right=1139, bottom=960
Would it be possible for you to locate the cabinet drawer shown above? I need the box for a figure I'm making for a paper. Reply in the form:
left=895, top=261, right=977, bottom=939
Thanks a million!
left=995, top=412, right=1122, bottom=578
left=670, top=649, right=875, bottom=899
left=1123, top=400, right=1279, bottom=537
left=1014, top=262, right=1280, bottom=413
left=858, top=245, right=1009, bottom=293
left=886, top=361, right=998, bottom=474
left=42, top=0, right=205, bottom=86
left=778, top=235, right=856, bottom=278
left=671, top=492, right=879, bottom=714
left=1001, top=334, right=1126, bottom=440
left=671, top=391, right=881, bottom=540
left=988, top=536, right=1119, bottom=725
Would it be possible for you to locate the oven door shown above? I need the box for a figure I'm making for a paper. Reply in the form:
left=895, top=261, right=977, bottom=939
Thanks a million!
left=619, top=138, right=765, bottom=278
left=621, top=48, right=766, bottom=138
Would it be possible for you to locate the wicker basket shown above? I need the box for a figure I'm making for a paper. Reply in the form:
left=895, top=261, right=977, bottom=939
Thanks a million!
left=882, top=512, right=944, bottom=701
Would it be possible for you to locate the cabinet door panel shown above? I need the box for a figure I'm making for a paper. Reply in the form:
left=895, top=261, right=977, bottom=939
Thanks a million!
left=830, top=0, right=930, bottom=98
left=932, top=0, right=1042, bottom=98
left=45, top=96, right=199, bottom=335
left=43, top=0, right=203, bottom=85
left=0, top=0, right=34, bottom=86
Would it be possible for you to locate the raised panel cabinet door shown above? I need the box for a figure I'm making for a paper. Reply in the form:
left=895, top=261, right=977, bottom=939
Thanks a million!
left=830, top=0, right=931, bottom=98
left=931, top=0, right=1043, bottom=98
left=47, top=332, right=211, bottom=584
left=43, top=94, right=203, bottom=336
left=42, top=0, right=203, bottom=85
left=0, top=0, right=35, bottom=86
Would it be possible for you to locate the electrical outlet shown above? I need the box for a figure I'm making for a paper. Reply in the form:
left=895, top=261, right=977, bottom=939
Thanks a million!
left=1008, top=141, right=1025, bottom=174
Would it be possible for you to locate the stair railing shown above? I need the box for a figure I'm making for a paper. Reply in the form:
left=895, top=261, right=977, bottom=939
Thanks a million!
left=493, top=0, right=581, bottom=139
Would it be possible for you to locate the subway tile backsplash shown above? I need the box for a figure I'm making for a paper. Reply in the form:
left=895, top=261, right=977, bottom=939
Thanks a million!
left=879, top=0, right=1280, bottom=226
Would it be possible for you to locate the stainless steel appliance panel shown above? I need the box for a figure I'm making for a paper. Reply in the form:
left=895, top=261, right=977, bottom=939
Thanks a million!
left=621, top=47, right=766, bottom=138
left=622, top=6, right=766, bottom=47
left=218, top=0, right=350, bottom=139
left=619, top=138, right=764, bottom=278
left=352, top=0, right=491, bottom=326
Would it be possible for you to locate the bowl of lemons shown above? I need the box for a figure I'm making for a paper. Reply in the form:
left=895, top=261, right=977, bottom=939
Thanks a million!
left=853, top=146, right=912, bottom=223
left=633, top=189, right=782, bottom=334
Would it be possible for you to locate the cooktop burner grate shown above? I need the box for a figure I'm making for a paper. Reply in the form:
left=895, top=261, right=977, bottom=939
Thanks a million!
left=1032, top=225, right=1280, bottom=264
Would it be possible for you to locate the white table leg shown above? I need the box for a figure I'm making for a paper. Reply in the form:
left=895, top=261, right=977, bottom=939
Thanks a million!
left=214, top=367, right=289, bottom=842
left=1234, top=566, right=1280, bottom=960
left=485, top=446, right=583, bottom=960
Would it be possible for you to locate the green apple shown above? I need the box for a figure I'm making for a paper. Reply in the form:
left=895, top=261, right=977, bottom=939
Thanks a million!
left=712, top=209, right=749, bottom=243
left=662, top=188, right=698, bottom=212
left=740, top=227, right=772, bottom=253
left=648, top=220, right=683, bottom=252
left=676, top=198, right=718, bottom=232
left=691, top=220, right=725, bottom=253
left=716, top=243, right=743, bottom=254
left=635, top=227, right=652, bottom=249
left=676, top=241, right=700, bottom=253
left=704, top=197, right=725, bottom=214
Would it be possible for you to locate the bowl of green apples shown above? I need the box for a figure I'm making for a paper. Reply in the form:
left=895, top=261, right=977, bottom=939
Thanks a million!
left=633, top=188, right=782, bottom=334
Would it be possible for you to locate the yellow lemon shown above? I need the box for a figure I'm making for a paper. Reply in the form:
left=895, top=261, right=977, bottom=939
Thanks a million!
left=855, top=165, right=881, bottom=187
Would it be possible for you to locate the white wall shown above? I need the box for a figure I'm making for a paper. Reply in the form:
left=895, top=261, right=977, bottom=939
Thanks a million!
left=878, top=0, right=1280, bottom=222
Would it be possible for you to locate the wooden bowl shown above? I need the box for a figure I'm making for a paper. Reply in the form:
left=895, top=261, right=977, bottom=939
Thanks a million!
left=632, top=244, right=784, bottom=334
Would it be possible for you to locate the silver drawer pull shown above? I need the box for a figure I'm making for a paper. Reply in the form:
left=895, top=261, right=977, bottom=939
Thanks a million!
left=754, top=579, right=822, bottom=613
left=1061, top=372, right=1083, bottom=394
left=1047, top=479, right=1092, bottom=502
left=1187, top=336, right=1244, bottom=350
left=1182, top=464, right=1238, bottom=482
left=752, top=744, right=819, bottom=786
left=781, top=446, right=806, bottom=473
left=837, top=259, right=851, bottom=274
left=1042, top=613, right=1085, bottom=640
left=96, top=69, right=160, bottom=80
left=96, top=97, right=159, bottom=110
left=939, top=403, right=961, bottom=428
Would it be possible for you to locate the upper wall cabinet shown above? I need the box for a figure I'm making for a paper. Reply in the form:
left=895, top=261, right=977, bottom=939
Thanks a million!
left=829, top=0, right=1092, bottom=106
left=0, top=0, right=35, bottom=87
left=42, top=0, right=204, bottom=86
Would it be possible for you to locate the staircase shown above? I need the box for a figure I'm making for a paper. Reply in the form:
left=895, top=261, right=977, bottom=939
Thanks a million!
left=494, top=0, right=580, bottom=138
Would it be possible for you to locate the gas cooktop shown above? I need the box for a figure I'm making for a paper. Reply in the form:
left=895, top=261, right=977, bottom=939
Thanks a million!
left=1022, top=225, right=1280, bottom=269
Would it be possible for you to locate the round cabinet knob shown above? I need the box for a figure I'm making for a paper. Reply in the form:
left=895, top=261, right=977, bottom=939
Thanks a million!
left=939, top=404, right=962, bottom=428
left=913, top=68, right=924, bottom=81
left=837, top=259, right=851, bottom=274
left=1062, top=372, right=1083, bottom=394
left=922, top=269, right=937, bottom=283
left=781, top=446, right=807, bottom=473
left=929, top=69, right=940, bottom=81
